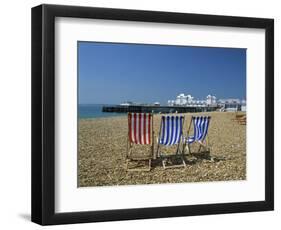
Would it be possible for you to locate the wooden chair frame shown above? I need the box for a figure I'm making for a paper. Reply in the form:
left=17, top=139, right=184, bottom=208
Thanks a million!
left=125, top=113, right=154, bottom=171
left=156, top=116, right=186, bottom=169
left=237, top=116, right=246, bottom=125
left=183, top=116, right=211, bottom=155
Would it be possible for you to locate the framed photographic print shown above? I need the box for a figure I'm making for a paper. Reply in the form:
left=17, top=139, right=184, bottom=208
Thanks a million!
left=31, top=4, right=274, bottom=225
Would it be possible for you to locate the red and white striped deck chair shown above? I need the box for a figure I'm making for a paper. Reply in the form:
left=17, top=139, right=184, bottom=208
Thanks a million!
left=126, top=113, right=154, bottom=171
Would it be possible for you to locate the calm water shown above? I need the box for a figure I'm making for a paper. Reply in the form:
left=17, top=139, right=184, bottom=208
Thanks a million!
left=79, top=104, right=125, bottom=119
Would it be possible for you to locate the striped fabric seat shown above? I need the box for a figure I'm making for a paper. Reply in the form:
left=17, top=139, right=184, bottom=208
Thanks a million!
left=159, top=115, right=184, bottom=146
left=186, top=116, right=210, bottom=144
left=128, top=113, right=152, bottom=145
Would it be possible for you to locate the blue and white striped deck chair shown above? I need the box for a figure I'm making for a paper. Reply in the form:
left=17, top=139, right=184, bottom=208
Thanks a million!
left=184, top=116, right=211, bottom=154
left=156, top=115, right=186, bottom=169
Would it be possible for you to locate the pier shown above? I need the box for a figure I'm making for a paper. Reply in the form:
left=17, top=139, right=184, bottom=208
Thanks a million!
left=102, top=105, right=218, bottom=114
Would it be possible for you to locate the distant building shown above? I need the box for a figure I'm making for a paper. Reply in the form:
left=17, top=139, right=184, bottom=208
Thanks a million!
left=154, top=102, right=160, bottom=106
left=241, top=99, right=247, bottom=112
left=218, top=99, right=242, bottom=112
left=120, top=101, right=134, bottom=106
left=167, top=100, right=175, bottom=106
left=206, top=95, right=217, bottom=106
left=175, top=94, right=186, bottom=105
left=168, top=93, right=216, bottom=107
left=167, top=93, right=246, bottom=112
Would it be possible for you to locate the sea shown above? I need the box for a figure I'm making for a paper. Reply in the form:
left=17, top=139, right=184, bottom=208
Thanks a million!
left=79, top=104, right=125, bottom=119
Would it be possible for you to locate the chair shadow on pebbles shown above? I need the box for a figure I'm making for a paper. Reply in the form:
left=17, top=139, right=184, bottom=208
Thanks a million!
left=184, top=150, right=226, bottom=164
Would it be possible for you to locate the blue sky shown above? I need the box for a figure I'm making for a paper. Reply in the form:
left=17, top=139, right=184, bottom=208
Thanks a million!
left=78, top=42, right=246, bottom=105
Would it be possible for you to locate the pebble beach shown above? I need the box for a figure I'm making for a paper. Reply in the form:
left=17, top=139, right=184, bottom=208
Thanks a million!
left=78, top=112, right=246, bottom=187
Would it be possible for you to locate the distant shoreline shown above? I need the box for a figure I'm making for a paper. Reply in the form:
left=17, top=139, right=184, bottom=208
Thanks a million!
left=78, top=104, right=126, bottom=119
left=78, top=111, right=246, bottom=121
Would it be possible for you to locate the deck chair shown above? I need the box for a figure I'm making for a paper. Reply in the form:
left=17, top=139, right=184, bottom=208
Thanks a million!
left=231, top=112, right=245, bottom=121
left=156, top=115, right=186, bottom=169
left=126, top=113, right=154, bottom=171
left=237, top=115, right=246, bottom=125
left=183, top=116, right=211, bottom=155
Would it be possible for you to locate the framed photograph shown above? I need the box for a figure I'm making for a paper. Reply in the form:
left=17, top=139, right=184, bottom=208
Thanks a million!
left=31, top=4, right=274, bottom=225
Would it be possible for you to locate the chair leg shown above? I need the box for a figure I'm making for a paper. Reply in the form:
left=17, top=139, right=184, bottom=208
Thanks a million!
left=182, top=156, right=186, bottom=167
left=126, top=144, right=132, bottom=168
left=181, top=142, right=185, bottom=155
left=156, top=142, right=160, bottom=158
left=162, top=158, right=166, bottom=169
left=185, top=144, right=191, bottom=154
left=125, top=138, right=154, bottom=171
left=126, top=143, right=152, bottom=172
left=152, top=145, right=156, bottom=160
left=180, top=145, right=187, bottom=167
left=176, top=142, right=180, bottom=155
left=161, top=154, right=186, bottom=169
left=160, top=144, right=186, bottom=169
left=198, top=141, right=209, bottom=152
left=186, top=145, right=189, bottom=154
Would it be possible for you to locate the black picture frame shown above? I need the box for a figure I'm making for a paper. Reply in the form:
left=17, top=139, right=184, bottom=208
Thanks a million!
left=31, top=4, right=274, bottom=225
